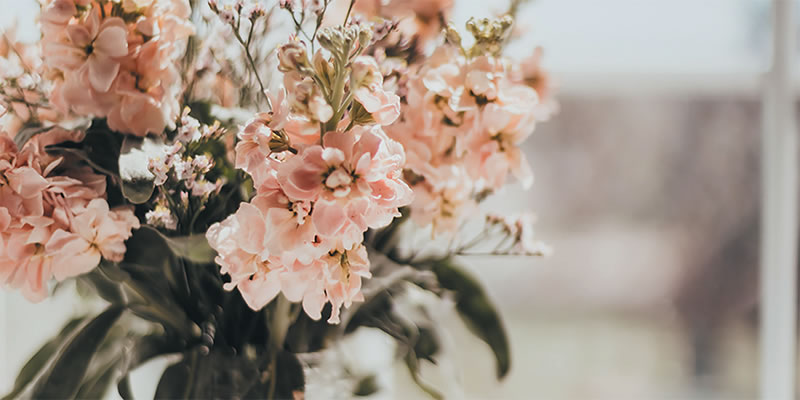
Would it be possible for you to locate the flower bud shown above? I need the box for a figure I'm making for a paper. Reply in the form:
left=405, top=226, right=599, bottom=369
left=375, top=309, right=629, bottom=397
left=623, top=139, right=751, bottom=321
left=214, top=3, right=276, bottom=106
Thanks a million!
left=350, top=56, right=381, bottom=90
left=444, top=23, right=462, bottom=47
left=268, top=129, right=292, bottom=153
left=277, top=40, right=312, bottom=75
left=317, top=27, right=344, bottom=54
left=357, top=26, right=373, bottom=49
left=313, top=50, right=334, bottom=87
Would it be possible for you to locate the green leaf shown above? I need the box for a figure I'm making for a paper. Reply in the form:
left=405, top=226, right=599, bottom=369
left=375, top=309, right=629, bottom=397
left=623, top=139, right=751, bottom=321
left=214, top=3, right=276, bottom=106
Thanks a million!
left=153, top=358, right=192, bottom=400
left=1, top=317, right=85, bottom=400
left=74, top=360, right=119, bottom=400
left=117, top=376, right=134, bottom=400
left=115, top=335, right=183, bottom=400
left=414, top=327, right=440, bottom=364
left=83, top=269, right=126, bottom=304
left=14, top=125, right=54, bottom=149
left=155, top=350, right=265, bottom=400
left=145, top=226, right=216, bottom=264
left=431, top=259, right=511, bottom=379
left=44, top=145, right=120, bottom=178
left=274, top=351, right=305, bottom=399
left=119, top=227, right=190, bottom=306
left=353, top=375, right=379, bottom=397
left=31, top=307, right=125, bottom=399
left=118, top=135, right=162, bottom=204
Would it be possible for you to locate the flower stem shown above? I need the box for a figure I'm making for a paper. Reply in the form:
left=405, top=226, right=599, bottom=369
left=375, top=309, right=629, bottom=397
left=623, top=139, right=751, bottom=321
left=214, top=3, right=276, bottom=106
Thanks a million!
left=231, top=22, right=272, bottom=111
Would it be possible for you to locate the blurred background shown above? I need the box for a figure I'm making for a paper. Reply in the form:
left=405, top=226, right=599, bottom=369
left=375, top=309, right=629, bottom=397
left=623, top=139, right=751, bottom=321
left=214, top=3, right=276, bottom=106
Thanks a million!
left=0, top=0, right=782, bottom=398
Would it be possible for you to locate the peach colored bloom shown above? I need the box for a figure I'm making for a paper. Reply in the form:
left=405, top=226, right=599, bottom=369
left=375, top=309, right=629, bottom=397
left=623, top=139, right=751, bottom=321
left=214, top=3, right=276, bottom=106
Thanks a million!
left=47, top=199, right=139, bottom=280
left=0, top=129, right=139, bottom=301
left=42, top=0, right=192, bottom=136
left=44, top=7, right=128, bottom=92
left=352, top=0, right=453, bottom=42
left=277, top=127, right=412, bottom=249
left=351, top=56, right=401, bottom=125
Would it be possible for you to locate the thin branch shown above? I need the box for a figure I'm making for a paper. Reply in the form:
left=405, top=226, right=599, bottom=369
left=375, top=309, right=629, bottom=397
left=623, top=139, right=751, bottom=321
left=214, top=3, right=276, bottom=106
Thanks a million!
left=343, top=0, right=356, bottom=25
left=230, top=22, right=272, bottom=111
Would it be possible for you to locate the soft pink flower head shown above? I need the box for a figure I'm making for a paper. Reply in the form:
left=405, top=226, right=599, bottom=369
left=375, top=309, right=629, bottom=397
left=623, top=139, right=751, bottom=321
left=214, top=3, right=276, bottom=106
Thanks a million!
left=47, top=199, right=139, bottom=280
left=351, top=56, right=401, bottom=125
left=0, top=128, right=140, bottom=301
left=44, top=6, right=129, bottom=93
left=206, top=198, right=370, bottom=323
left=277, top=127, right=412, bottom=247
left=42, top=0, right=192, bottom=135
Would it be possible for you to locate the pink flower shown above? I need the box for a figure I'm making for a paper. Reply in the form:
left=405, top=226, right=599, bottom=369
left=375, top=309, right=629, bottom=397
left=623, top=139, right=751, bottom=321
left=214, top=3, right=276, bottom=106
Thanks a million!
left=0, top=129, right=140, bottom=301
left=205, top=202, right=297, bottom=311
left=211, top=121, right=410, bottom=323
left=41, top=0, right=78, bottom=38
left=277, top=127, right=412, bottom=248
left=106, top=40, right=182, bottom=136
left=286, top=245, right=371, bottom=324
left=352, top=0, right=453, bottom=42
left=351, top=56, right=401, bottom=125
left=42, top=0, right=192, bottom=136
left=44, top=6, right=129, bottom=92
left=235, top=90, right=293, bottom=175
left=0, top=216, right=57, bottom=302
left=464, top=93, right=538, bottom=190
left=47, top=199, right=139, bottom=280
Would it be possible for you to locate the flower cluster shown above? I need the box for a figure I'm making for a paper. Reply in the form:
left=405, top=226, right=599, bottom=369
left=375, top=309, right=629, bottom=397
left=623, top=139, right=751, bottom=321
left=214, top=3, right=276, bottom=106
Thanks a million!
left=146, top=108, right=226, bottom=230
left=42, top=0, right=193, bottom=136
left=352, top=0, right=453, bottom=42
left=1, top=1, right=556, bottom=395
left=0, top=130, right=138, bottom=301
left=0, top=28, right=59, bottom=134
left=208, top=25, right=412, bottom=323
left=385, top=17, right=551, bottom=235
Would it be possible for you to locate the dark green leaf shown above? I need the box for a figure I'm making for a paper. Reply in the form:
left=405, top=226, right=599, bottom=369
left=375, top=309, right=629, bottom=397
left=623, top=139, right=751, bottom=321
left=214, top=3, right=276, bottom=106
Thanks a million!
left=115, top=334, right=184, bottom=399
left=414, top=327, right=440, bottom=364
left=1, top=317, right=85, bottom=400
left=31, top=307, right=125, bottom=399
left=117, top=376, right=134, bottom=400
left=119, top=227, right=190, bottom=306
left=431, top=259, right=511, bottom=379
left=275, top=351, right=305, bottom=399
left=83, top=269, right=126, bottom=304
left=154, top=358, right=192, bottom=400
left=148, top=226, right=217, bottom=264
left=44, top=145, right=120, bottom=178
left=156, top=349, right=267, bottom=400
left=74, top=360, right=120, bottom=400
left=14, top=125, right=54, bottom=149
left=121, top=178, right=155, bottom=204
left=118, top=136, right=161, bottom=204
left=353, top=375, right=379, bottom=397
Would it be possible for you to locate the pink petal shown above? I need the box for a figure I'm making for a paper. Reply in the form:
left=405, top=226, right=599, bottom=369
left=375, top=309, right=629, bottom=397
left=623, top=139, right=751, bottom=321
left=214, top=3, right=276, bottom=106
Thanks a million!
left=302, top=282, right=326, bottom=320
left=88, top=53, right=120, bottom=92
left=44, top=43, right=86, bottom=71
left=6, top=167, right=48, bottom=198
left=238, top=270, right=281, bottom=310
left=312, top=199, right=347, bottom=237
left=94, top=25, right=129, bottom=58
left=66, top=24, right=92, bottom=47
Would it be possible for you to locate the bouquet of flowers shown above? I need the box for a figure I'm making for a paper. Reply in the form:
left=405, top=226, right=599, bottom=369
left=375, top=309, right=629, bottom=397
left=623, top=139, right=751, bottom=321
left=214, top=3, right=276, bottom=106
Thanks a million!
left=0, top=0, right=554, bottom=398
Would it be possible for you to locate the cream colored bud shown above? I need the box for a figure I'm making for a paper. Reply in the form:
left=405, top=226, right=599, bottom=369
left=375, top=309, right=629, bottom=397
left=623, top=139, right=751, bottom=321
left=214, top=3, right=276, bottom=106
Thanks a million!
left=277, top=41, right=312, bottom=74
left=357, top=27, right=373, bottom=49
left=444, top=23, right=462, bottom=47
